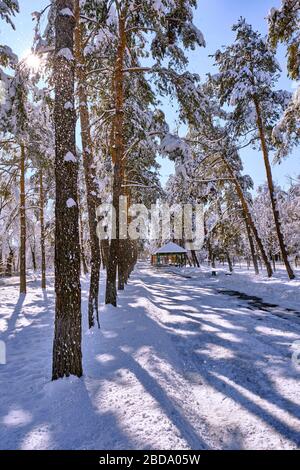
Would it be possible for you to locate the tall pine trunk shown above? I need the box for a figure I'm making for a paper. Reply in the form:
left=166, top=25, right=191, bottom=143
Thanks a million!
left=75, top=0, right=101, bottom=328
left=191, top=250, right=200, bottom=267
left=19, top=143, right=26, bottom=294
left=0, top=243, right=3, bottom=276
left=254, top=98, right=295, bottom=280
left=39, top=170, right=46, bottom=289
left=105, top=15, right=126, bottom=306
left=31, top=241, right=37, bottom=271
left=222, top=154, right=273, bottom=277
left=5, top=248, right=13, bottom=276
left=78, top=198, right=89, bottom=276
left=101, top=239, right=110, bottom=269
left=118, top=239, right=126, bottom=290
left=244, top=214, right=259, bottom=275
left=52, top=0, right=82, bottom=381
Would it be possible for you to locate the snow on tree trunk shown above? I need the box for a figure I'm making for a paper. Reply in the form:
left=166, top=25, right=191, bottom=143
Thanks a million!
left=52, top=0, right=82, bottom=381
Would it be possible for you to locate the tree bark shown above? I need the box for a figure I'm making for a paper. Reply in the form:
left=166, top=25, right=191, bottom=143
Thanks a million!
left=31, top=242, right=37, bottom=272
left=75, top=0, right=101, bottom=328
left=0, top=243, right=3, bottom=276
left=105, top=14, right=126, bottom=306
left=78, top=198, right=89, bottom=276
left=19, top=143, right=26, bottom=294
left=118, top=239, right=126, bottom=290
left=226, top=252, right=233, bottom=272
left=101, top=239, right=110, bottom=269
left=254, top=98, right=295, bottom=280
left=5, top=248, right=13, bottom=276
left=191, top=250, right=200, bottom=267
left=39, top=170, right=46, bottom=289
left=52, top=0, right=82, bottom=381
left=244, top=214, right=259, bottom=275
left=222, top=155, right=273, bottom=277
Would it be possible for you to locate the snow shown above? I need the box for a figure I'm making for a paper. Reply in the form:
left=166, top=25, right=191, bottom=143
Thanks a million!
left=189, top=24, right=206, bottom=48
left=154, top=242, right=187, bottom=254
left=64, top=151, right=76, bottom=163
left=66, top=198, right=76, bottom=208
left=64, top=101, right=73, bottom=110
left=160, top=133, right=191, bottom=158
left=59, top=8, right=74, bottom=17
left=1, top=263, right=300, bottom=450
left=57, top=48, right=74, bottom=61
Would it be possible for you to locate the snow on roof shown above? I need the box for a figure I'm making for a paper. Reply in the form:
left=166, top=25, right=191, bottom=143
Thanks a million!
left=153, top=242, right=187, bottom=255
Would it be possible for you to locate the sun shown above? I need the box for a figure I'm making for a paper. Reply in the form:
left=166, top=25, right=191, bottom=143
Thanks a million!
left=22, top=50, right=41, bottom=71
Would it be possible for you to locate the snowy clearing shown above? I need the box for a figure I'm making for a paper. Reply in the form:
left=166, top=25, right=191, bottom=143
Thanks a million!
left=0, top=263, right=300, bottom=450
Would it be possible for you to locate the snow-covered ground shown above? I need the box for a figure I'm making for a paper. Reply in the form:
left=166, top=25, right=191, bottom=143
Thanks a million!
left=0, top=263, right=300, bottom=450
left=168, top=263, right=300, bottom=313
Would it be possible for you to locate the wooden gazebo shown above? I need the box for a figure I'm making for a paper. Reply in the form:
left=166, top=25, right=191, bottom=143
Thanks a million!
left=151, top=242, right=187, bottom=267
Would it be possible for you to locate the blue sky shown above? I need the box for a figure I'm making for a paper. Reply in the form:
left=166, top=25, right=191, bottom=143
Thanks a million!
left=1, top=0, right=299, bottom=191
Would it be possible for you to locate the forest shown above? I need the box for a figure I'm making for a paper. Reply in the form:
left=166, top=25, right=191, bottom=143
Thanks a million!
left=0, top=0, right=300, bottom=453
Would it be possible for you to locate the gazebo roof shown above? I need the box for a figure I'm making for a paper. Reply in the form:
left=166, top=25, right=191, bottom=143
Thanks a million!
left=153, top=242, right=187, bottom=255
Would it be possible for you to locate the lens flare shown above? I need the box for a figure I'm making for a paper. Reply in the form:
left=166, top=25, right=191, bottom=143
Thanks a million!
left=22, top=50, right=41, bottom=71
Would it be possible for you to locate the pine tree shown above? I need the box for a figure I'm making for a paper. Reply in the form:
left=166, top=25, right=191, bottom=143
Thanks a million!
left=183, top=81, right=273, bottom=276
left=74, top=0, right=101, bottom=328
left=213, top=19, right=295, bottom=279
left=268, top=0, right=300, bottom=80
left=52, top=0, right=82, bottom=380
left=79, top=0, right=205, bottom=305
left=268, top=1, right=300, bottom=160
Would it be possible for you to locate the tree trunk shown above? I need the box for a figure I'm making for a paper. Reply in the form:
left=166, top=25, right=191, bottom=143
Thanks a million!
left=0, top=243, right=3, bottom=276
left=254, top=98, right=295, bottom=280
left=52, top=0, right=82, bottom=381
left=31, top=242, right=37, bottom=271
left=118, top=239, right=126, bottom=290
left=244, top=214, right=259, bottom=275
left=222, top=155, right=273, bottom=277
left=5, top=248, right=13, bottom=276
left=19, top=143, right=26, bottom=294
left=101, top=239, right=110, bottom=269
left=78, top=198, right=89, bottom=276
left=226, top=252, right=233, bottom=272
left=191, top=250, right=200, bottom=267
left=106, top=14, right=126, bottom=306
left=39, top=170, right=46, bottom=289
left=211, top=254, right=216, bottom=275
left=75, top=0, right=101, bottom=328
